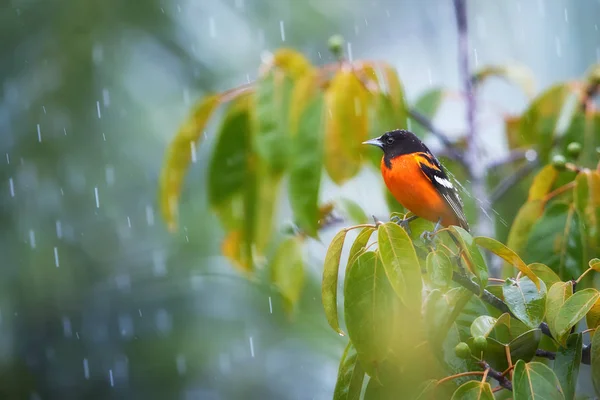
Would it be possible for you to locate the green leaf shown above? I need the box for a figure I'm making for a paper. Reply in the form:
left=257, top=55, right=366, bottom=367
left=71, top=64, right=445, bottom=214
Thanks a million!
left=590, top=258, right=600, bottom=272
left=322, top=229, right=348, bottom=335
left=554, top=289, right=600, bottom=344
left=414, top=380, right=438, bottom=400
left=474, top=236, right=540, bottom=289
left=367, top=94, right=398, bottom=168
left=509, top=329, right=542, bottom=363
left=524, top=203, right=584, bottom=281
left=333, top=342, right=365, bottom=400
left=592, top=327, right=600, bottom=396
left=377, top=222, right=423, bottom=310
left=344, top=251, right=397, bottom=377
left=528, top=263, right=561, bottom=289
left=472, top=64, right=535, bottom=98
left=505, top=200, right=545, bottom=274
left=528, top=164, right=559, bottom=201
left=255, top=71, right=293, bottom=173
left=289, top=95, right=325, bottom=237
left=450, top=381, right=494, bottom=400
left=502, top=277, right=547, bottom=329
left=470, top=315, right=497, bottom=338
left=426, top=250, right=453, bottom=289
left=546, top=282, right=574, bottom=342
left=519, top=83, right=572, bottom=162
left=424, top=289, right=448, bottom=348
left=337, top=198, right=369, bottom=225
left=159, top=94, right=221, bottom=231
left=449, top=226, right=488, bottom=292
left=513, top=360, right=565, bottom=400
left=270, top=235, right=305, bottom=313
left=587, top=296, right=600, bottom=331
left=348, top=227, right=375, bottom=268
left=410, top=88, right=444, bottom=139
left=553, top=333, right=582, bottom=400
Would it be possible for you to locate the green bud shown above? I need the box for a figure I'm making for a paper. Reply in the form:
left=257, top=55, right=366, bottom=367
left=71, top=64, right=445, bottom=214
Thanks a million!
left=454, top=342, right=471, bottom=359
left=566, top=142, right=582, bottom=159
left=473, top=336, right=488, bottom=352
left=328, top=35, right=345, bottom=58
left=552, top=154, right=567, bottom=170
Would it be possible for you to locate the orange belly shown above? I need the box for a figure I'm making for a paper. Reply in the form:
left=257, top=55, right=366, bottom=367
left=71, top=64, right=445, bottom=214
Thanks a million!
left=381, top=155, right=459, bottom=227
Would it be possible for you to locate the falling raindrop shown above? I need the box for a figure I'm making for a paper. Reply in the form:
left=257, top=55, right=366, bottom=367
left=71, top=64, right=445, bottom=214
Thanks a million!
left=347, top=42, right=353, bottom=62
left=96, top=101, right=102, bottom=119
left=268, top=296, right=273, bottom=314
left=53, top=247, right=59, bottom=267
left=63, top=128, right=67, bottom=135
left=563, top=8, right=568, bottom=22
left=190, top=141, right=197, bottom=163
left=152, top=249, right=167, bottom=276
left=427, top=68, right=433, bottom=85
left=56, top=220, right=62, bottom=238
left=102, top=88, right=110, bottom=107
left=29, top=230, right=36, bottom=249
left=62, top=316, right=72, bottom=337
left=146, top=205, right=155, bottom=226
left=83, top=359, right=90, bottom=379
left=126, top=216, right=132, bottom=228
left=42, top=106, right=46, bottom=114
left=102, top=133, right=106, bottom=141
left=94, top=187, right=100, bottom=208
left=279, top=21, right=285, bottom=41
left=37, top=124, right=41, bottom=142
left=109, top=369, right=114, bottom=387
left=5, top=153, right=9, bottom=164
left=138, top=309, right=143, bottom=317
left=8, top=178, right=14, bottom=197
left=249, top=336, right=255, bottom=357
left=105, top=165, right=115, bottom=186
left=209, top=17, right=216, bottom=38
left=118, top=314, right=133, bottom=338
left=473, top=48, right=479, bottom=67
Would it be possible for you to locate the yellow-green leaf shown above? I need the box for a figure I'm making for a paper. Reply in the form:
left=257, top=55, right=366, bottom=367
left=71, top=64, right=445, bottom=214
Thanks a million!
left=333, top=342, right=365, bottom=400
left=590, top=258, right=600, bottom=271
left=553, top=333, right=582, bottom=400
left=159, top=94, right=220, bottom=231
left=449, top=226, right=488, bottom=292
left=324, top=70, right=369, bottom=184
left=504, top=200, right=545, bottom=277
left=289, top=70, right=319, bottom=134
left=513, top=360, right=565, bottom=400
left=554, top=288, right=600, bottom=345
left=271, top=235, right=305, bottom=313
left=348, top=227, right=375, bottom=268
left=450, top=381, right=494, bottom=400
left=221, top=230, right=252, bottom=274
left=592, top=327, right=600, bottom=396
left=322, top=229, right=348, bottom=335
left=474, top=236, right=540, bottom=289
left=587, top=295, right=600, bottom=332
left=546, top=281, right=574, bottom=342
left=377, top=222, right=423, bottom=311
left=502, top=277, right=547, bottom=329
left=528, top=164, right=559, bottom=201
left=528, top=263, right=561, bottom=289
left=426, top=250, right=453, bottom=289
left=381, top=63, right=408, bottom=127
left=470, top=315, right=497, bottom=338
left=472, top=64, right=535, bottom=98
left=271, top=48, right=313, bottom=79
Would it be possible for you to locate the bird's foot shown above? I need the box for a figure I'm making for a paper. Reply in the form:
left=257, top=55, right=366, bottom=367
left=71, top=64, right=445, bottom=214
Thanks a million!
left=420, top=218, right=443, bottom=246
left=391, top=215, right=417, bottom=236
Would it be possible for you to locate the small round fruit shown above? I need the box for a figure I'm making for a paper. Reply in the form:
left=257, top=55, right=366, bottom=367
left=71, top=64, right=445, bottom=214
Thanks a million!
left=454, top=342, right=471, bottom=359
left=328, top=35, right=345, bottom=57
left=473, top=336, right=488, bottom=351
left=566, top=142, right=582, bottom=158
left=552, top=154, right=567, bottom=170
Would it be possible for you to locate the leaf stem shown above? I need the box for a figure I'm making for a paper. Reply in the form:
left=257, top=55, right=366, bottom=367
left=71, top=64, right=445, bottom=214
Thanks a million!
left=575, top=267, right=593, bottom=284
left=543, top=181, right=576, bottom=203
left=435, top=371, right=485, bottom=386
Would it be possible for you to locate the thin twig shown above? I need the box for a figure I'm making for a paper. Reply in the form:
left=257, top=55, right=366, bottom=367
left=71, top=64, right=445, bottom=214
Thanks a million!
left=436, top=371, right=485, bottom=386
left=490, top=159, right=540, bottom=205
left=477, top=361, right=513, bottom=391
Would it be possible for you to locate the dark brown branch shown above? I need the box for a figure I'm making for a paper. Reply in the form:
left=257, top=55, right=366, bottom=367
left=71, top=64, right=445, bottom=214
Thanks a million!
left=535, top=349, right=556, bottom=360
left=477, top=360, right=513, bottom=391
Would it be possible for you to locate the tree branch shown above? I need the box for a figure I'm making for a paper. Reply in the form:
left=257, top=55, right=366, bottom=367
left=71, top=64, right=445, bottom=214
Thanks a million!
left=535, top=349, right=556, bottom=360
left=477, top=360, right=513, bottom=391
left=490, top=159, right=540, bottom=205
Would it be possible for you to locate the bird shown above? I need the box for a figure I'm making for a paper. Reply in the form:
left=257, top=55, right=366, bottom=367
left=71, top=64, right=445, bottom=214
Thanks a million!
left=363, top=129, right=469, bottom=237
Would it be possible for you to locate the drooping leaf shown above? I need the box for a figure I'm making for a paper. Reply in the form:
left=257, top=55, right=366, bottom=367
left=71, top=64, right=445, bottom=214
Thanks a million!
left=289, top=69, right=319, bottom=133
left=271, top=48, right=313, bottom=79
left=450, top=381, right=494, bottom=400
left=553, top=333, right=582, bottom=400
left=377, top=222, right=423, bottom=310
left=426, top=250, right=453, bottom=289
left=470, top=315, right=497, bottom=338
left=348, top=227, right=375, bottom=267
left=528, top=164, right=559, bottom=201
left=575, top=171, right=600, bottom=251
left=502, top=277, right=547, bottom=329
left=289, top=95, right=325, bottom=237
left=474, top=236, right=540, bottom=289
left=270, top=235, right=305, bottom=313
left=333, top=342, right=365, bottom=400
left=561, top=110, right=600, bottom=168
left=519, top=83, right=572, bottom=162
left=410, top=88, right=444, bottom=139
left=448, top=226, right=488, bottom=292
left=513, top=360, right=565, bottom=400
left=254, top=172, right=282, bottom=254
left=160, top=94, right=220, bottom=231
left=528, top=263, right=561, bottom=289
left=546, top=282, right=574, bottom=342
left=524, top=203, right=584, bottom=281
left=381, top=64, right=408, bottom=123
left=590, top=258, right=600, bottom=271
left=592, top=327, right=600, bottom=396
left=472, top=64, right=536, bottom=98
left=509, top=329, right=542, bottom=364
left=366, top=93, right=398, bottom=168
left=554, top=288, right=600, bottom=344
left=322, top=229, right=348, bottom=335
left=337, top=198, right=369, bottom=225
left=505, top=200, right=545, bottom=275
left=424, top=289, right=449, bottom=348
left=587, top=295, right=600, bottom=332
left=344, top=251, right=398, bottom=377
left=221, top=230, right=252, bottom=274
left=324, top=70, right=369, bottom=184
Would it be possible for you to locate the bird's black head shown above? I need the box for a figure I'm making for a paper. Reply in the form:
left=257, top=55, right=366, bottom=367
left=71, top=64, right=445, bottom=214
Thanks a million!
left=363, top=129, right=429, bottom=168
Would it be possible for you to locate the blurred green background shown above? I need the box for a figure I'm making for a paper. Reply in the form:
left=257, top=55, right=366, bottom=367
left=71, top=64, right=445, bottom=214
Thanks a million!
left=1, top=0, right=599, bottom=398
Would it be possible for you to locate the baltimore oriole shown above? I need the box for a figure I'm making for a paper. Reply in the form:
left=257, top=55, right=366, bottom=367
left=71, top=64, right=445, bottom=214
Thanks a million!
left=363, top=129, right=469, bottom=235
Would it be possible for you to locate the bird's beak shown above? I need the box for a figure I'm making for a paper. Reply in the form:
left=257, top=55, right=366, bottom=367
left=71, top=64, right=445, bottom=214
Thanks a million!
left=362, top=137, right=384, bottom=149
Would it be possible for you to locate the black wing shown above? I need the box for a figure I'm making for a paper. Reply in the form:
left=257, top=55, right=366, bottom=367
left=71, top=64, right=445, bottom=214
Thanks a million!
left=416, top=152, right=469, bottom=231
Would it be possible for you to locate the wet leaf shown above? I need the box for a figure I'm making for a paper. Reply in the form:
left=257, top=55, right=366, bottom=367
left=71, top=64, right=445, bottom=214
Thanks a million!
left=289, top=95, right=325, bottom=237
left=450, top=381, right=494, bottom=400
left=333, top=342, right=365, bottom=400
left=472, top=64, right=535, bottom=98
left=271, top=48, right=313, bottom=79
left=587, top=296, right=600, bottom=332
left=505, top=200, right=545, bottom=272
left=553, top=333, right=582, bottom=400
left=509, top=329, right=542, bottom=363
left=546, top=282, right=574, bottom=342
left=324, top=70, right=369, bottom=184
left=592, top=327, right=600, bottom=396
left=424, top=289, right=448, bottom=348
left=348, top=227, right=375, bottom=268
left=322, top=229, right=348, bottom=335
left=221, top=230, right=252, bottom=274
left=344, top=251, right=397, bottom=377
left=410, top=88, right=444, bottom=139
left=513, top=360, right=565, bottom=400
left=470, top=315, right=497, bottom=338
left=289, top=70, right=319, bottom=133
left=377, top=222, right=423, bottom=310
left=575, top=171, right=600, bottom=250
left=528, top=263, right=561, bottom=289
left=449, top=226, right=488, bottom=292
left=270, top=235, right=305, bottom=313
left=426, top=250, right=453, bottom=289
left=474, top=236, right=540, bottom=289
left=502, top=277, right=547, bottom=329
left=528, top=164, right=559, bottom=201
left=554, top=288, right=600, bottom=344
left=160, top=94, right=220, bottom=231
left=524, top=203, right=584, bottom=281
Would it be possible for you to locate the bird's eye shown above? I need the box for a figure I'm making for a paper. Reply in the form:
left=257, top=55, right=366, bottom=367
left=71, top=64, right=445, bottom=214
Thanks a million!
left=386, top=137, right=394, bottom=144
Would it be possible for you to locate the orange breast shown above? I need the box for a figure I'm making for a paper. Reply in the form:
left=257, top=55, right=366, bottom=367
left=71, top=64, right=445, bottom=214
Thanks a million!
left=381, top=154, right=459, bottom=227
